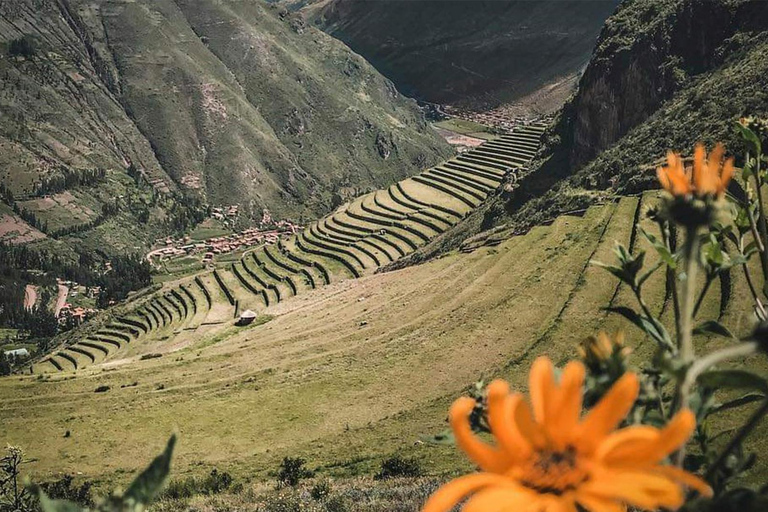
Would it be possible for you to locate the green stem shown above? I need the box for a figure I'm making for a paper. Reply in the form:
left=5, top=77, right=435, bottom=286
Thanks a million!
left=679, top=228, right=700, bottom=365
left=740, top=236, right=767, bottom=320
left=675, top=227, right=700, bottom=466
left=752, top=155, right=768, bottom=280
left=692, top=277, right=713, bottom=319
left=662, top=222, right=682, bottom=341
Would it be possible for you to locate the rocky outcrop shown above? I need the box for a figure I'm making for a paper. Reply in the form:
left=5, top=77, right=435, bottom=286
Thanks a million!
left=566, top=0, right=768, bottom=169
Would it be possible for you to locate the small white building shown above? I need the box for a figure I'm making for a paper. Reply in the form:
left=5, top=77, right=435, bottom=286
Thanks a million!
left=3, top=348, right=29, bottom=358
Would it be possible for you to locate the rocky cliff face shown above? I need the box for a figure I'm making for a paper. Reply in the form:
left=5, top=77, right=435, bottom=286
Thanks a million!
left=566, top=0, right=761, bottom=169
left=492, top=0, right=768, bottom=233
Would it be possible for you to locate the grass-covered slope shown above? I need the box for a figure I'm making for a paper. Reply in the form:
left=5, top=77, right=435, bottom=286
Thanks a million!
left=32, top=124, right=547, bottom=373
left=0, top=0, right=450, bottom=255
left=456, top=0, right=768, bottom=245
left=2, top=192, right=764, bottom=490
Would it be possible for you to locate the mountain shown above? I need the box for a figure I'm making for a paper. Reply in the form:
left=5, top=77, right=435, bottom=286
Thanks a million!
left=393, top=0, right=768, bottom=261
left=0, top=0, right=450, bottom=258
left=293, top=0, right=618, bottom=108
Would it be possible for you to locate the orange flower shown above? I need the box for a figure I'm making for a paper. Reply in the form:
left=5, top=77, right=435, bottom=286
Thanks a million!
left=657, top=143, right=734, bottom=198
left=423, top=357, right=712, bottom=512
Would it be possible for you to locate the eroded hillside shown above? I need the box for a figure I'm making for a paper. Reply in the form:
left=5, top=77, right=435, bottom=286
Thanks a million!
left=0, top=0, right=450, bottom=257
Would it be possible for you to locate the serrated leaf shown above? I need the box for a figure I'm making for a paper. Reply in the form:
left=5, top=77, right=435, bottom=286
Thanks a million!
left=38, top=491, right=84, bottom=512
left=122, top=435, right=176, bottom=508
left=698, top=370, right=768, bottom=394
left=693, top=321, right=736, bottom=339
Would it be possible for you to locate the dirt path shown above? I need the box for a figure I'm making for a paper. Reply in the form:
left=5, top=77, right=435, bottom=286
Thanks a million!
left=23, top=284, right=38, bottom=310
left=54, top=284, right=69, bottom=317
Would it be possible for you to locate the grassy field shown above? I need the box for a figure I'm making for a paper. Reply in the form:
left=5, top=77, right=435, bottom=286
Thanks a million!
left=2, top=190, right=765, bottom=495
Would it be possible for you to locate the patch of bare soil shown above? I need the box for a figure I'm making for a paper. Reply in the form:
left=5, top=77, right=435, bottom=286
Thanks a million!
left=0, top=213, right=46, bottom=244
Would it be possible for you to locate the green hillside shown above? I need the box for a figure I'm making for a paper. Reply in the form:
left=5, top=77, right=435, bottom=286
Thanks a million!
left=0, top=0, right=450, bottom=256
left=2, top=190, right=764, bottom=496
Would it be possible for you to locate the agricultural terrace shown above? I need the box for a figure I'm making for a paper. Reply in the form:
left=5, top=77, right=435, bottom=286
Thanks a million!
left=1, top=189, right=765, bottom=487
left=29, top=123, right=546, bottom=374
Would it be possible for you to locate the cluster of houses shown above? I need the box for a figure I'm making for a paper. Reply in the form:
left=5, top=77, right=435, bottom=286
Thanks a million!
left=148, top=210, right=302, bottom=265
left=444, top=106, right=553, bottom=134
left=58, top=303, right=97, bottom=324
left=211, top=205, right=240, bottom=222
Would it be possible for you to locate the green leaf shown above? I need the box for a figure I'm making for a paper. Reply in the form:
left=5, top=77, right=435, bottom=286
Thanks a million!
left=693, top=321, right=736, bottom=339
left=38, top=491, right=84, bottom=512
left=122, top=435, right=176, bottom=508
left=698, top=370, right=768, bottom=394
left=603, top=307, right=674, bottom=351
left=710, top=392, right=766, bottom=414
left=736, top=121, right=762, bottom=154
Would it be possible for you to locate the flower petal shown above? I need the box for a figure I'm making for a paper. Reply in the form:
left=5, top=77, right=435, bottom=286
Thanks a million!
left=550, top=361, right=586, bottom=446
left=576, top=372, right=639, bottom=454
left=462, top=484, right=537, bottom=512
left=581, top=471, right=684, bottom=510
left=693, top=143, right=707, bottom=193
left=487, top=381, right=532, bottom=461
left=642, top=409, right=696, bottom=463
left=450, top=397, right=510, bottom=473
left=422, top=473, right=517, bottom=512
left=530, top=357, right=556, bottom=426
left=574, top=492, right=627, bottom=512
left=719, top=156, right=735, bottom=195
left=653, top=465, right=713, bottom=497
left=595, top=425, right=661, bottom=465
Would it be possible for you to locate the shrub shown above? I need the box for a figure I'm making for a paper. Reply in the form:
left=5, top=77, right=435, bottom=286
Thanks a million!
left=8, top=36, right=35, bottom=58
left=374, top=456, right=422, bottom=480
left=277, top=457, right=313, bottom=488
left=310, top=480, right=331, bottom=501
left=94, top=385, right=110, bottom=393
left=162, top=468, right=234, bottom=500
left=324, top=495, right=349, bottom=512
left=39, top=475, right=94, bottom=508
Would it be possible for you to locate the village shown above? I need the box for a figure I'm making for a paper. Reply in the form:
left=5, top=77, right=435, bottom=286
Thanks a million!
left=442, top=104, right=555, bottom=134
left=147, top=208, right=302, bottom=266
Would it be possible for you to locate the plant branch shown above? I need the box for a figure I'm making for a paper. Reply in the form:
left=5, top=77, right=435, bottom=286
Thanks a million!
left=692, top=276, right=714, bottom=319
left=706, top=396, right=768, bottom=482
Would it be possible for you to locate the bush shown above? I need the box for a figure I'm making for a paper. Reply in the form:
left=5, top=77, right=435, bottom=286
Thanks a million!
left=162, top=468, right=234, bottom=500
left=310, top=480, right=332, bottom=501
left=277, top=457, right=313, bottom=488
left=94, top=385, right=110, bottom=393
left=324, top=495, right=349, bottom=512
left=8, top=36, right=35, bottom=58
left=374, top=456, right=423, bottom=480
left=39, top=475, right=94, bottom=508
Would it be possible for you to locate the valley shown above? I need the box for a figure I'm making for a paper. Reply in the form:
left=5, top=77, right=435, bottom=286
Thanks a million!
left=1, top=1, right=768, bottom=510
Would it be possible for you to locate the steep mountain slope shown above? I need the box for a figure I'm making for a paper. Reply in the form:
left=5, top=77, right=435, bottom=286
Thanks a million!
left=0, top=0, right=449, bottom=256
left=395, top=0, right=768, bottom=259
left=494, top=0, right=768, bottom=230
left=293, top=0, right=618, bottom=108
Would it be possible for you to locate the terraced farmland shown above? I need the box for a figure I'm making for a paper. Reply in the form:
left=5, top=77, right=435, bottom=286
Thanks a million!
left=3, top=190, right=765, bottom=484
left=34, top=124, right=546, bottom=373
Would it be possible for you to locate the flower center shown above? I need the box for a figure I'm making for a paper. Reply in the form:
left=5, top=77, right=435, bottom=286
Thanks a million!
left=517, top=447, right=589, bottom=495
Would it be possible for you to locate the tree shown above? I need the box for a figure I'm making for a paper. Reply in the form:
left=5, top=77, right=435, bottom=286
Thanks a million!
left=0, top=352, right=10, bottom=377
left=0, top=446, right=33, bottom=512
